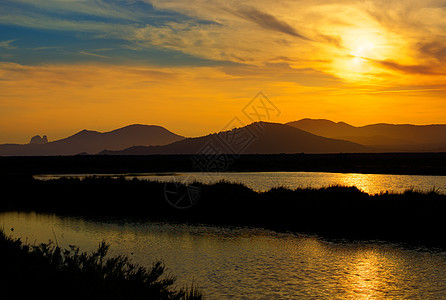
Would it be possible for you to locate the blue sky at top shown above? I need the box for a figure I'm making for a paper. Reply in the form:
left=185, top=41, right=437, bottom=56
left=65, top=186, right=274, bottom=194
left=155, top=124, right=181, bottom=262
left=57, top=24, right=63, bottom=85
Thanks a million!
left=0, top=0, right=222, bottom=66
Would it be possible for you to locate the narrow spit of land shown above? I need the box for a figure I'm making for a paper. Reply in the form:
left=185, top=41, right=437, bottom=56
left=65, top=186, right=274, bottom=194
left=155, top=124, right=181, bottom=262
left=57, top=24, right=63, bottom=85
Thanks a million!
left=1, top=153, right=446, bottom=176
left=1, top=176, right=446, bottom=248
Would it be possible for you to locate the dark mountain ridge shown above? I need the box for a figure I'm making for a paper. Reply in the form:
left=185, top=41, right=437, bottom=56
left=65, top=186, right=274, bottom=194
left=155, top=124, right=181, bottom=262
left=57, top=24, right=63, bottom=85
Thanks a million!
left=100, top=122, right=372, bottom=155
left=287, top=119, right=446, bottom=151
left=2, top=119, right=446, bottom=156
left=0, top=124, right=184, bottom=156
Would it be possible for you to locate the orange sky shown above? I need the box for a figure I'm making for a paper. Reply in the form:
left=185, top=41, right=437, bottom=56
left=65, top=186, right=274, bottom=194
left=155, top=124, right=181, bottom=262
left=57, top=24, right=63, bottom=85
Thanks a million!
left=1, top=0, right=445, bottom=143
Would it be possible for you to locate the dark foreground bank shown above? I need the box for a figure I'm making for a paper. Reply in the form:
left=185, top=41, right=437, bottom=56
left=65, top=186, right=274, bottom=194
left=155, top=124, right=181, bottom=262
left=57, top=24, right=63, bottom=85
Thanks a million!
left=1, top=153, right=446, bottom=175
left=0, top=229, right=202, bottom=300
left=1, top=176, right=446, bottom=247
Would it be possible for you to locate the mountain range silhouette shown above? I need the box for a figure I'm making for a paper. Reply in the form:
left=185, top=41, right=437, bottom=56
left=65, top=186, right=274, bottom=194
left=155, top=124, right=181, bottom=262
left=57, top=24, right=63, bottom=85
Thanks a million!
left=1, top=119, right=445, bottom=156
left=288, top=119, right=446, bottom=152
left=99, top=122, right=371, bottom=155
left=0, top=125, right=184, bottom=156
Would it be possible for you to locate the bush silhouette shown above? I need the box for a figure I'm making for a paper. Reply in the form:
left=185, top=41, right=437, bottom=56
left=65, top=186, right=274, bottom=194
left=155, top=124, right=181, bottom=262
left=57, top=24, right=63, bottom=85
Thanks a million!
left=0, top=229, right=202, bottom=300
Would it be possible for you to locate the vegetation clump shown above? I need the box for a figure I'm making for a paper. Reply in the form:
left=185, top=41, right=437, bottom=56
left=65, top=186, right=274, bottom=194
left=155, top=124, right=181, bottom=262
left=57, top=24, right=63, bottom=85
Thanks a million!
left=0, top=229, right=202, bottom=300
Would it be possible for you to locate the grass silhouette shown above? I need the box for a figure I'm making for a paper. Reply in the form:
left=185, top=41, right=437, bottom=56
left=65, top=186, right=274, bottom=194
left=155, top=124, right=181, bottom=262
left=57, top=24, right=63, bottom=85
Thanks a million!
left=0, top=229, right=202, bottom=300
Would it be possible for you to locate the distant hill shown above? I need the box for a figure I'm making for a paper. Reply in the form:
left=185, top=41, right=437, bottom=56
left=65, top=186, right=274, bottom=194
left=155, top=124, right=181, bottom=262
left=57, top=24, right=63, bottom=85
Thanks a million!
left=287, top=119, right=446, bottom=152
left=0, top=125, right=184, bottom=156
left=100, top=122, right=372, bottom=155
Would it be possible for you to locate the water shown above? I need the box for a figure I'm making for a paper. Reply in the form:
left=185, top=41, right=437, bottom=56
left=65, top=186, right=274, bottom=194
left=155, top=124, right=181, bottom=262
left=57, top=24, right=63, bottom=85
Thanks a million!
left=35, top=171, right=446, bottom=195
left=2, top=211, right=446, bottom=299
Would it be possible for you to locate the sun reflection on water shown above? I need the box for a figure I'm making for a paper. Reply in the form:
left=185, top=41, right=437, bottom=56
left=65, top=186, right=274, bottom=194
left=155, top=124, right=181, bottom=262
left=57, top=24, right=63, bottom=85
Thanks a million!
left=2, top=212, right=446, bottom=299
left=34, top=172, right=446, bottom=195
left=341, top=250, right=390, bottom=299
left=337, top=173, right=379, bottom=194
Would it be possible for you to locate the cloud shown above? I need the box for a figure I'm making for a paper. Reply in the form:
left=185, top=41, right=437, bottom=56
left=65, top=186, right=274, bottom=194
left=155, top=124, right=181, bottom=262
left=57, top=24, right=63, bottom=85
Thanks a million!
left=372, top=59, right=445, bottom=75
left=7, top=0, right=147, bottom=22
left=0, top=39, right=17, bottom=49
left=0, top=12, right=132, bottom=37
left=317, top=34, right=343, bottom=48
left=229, top=6, right=310, bottom=40
left=417, top=41, right=446, bottom=64
left=79, top=51, right=110, bottom=59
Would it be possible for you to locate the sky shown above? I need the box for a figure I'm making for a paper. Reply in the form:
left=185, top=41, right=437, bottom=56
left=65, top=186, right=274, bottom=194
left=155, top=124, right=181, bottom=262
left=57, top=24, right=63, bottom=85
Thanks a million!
left=1, top=0, right=446, bottom=143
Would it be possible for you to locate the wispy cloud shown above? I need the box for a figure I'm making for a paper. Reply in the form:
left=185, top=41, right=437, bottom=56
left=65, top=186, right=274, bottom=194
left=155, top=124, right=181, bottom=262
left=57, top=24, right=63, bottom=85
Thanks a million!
left=79, top=51, right=110, bottom=59
left=372, top=59, right=446, bottom=75
left=0, top=39, right=17, bottom=49
left=228, top=6, right=310, bottom=40
left=417, top=41, right=446, bottom=64
left=6, top=0, right=147, bottom=22
left=0, top=12, right=132, bottom=36
left=29, top=46, right=61, bottom=51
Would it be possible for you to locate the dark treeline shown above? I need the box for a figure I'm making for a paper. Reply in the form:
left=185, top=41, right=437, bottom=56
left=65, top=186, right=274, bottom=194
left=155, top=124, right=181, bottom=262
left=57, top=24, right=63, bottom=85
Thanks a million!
left=1, top=152, right=446, bottom=176
left=2, top=176, right=446, bottom=248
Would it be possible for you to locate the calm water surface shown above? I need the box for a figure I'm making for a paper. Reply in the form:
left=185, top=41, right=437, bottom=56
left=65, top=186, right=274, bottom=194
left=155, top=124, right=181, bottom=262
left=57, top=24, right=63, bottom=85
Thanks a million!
left=2, top=211, right=446, bottom=299
left=35, top=171, right=446, bottom=195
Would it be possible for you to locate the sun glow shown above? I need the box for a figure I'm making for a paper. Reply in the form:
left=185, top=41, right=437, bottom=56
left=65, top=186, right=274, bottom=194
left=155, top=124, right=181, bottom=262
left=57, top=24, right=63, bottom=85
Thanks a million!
left=350, top=38, right=376, bottom=67
left=328, top=29, right=396, bottom=83
left=350, top=37, right=376, bottom=58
